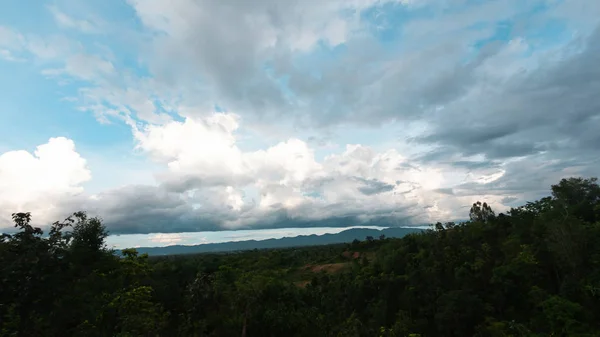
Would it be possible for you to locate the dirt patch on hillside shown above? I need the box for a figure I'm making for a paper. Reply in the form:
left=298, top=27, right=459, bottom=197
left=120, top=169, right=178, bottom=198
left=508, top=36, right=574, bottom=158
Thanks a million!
left=295, top=262, right=351, bottom=288
left=303, top=262, right=349, bottom=273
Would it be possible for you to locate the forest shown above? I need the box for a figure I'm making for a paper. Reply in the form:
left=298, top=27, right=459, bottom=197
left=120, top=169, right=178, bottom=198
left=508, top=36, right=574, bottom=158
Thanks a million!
left=1, top=177, right=600, bottom=336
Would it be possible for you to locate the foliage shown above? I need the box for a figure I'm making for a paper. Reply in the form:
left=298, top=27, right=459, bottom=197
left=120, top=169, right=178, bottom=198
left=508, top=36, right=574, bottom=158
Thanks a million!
left=1, top=177, right=600, bottom=336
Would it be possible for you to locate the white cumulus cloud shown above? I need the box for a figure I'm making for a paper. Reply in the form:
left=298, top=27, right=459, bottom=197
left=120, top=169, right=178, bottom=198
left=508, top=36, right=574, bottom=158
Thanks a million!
left=0, top=137, right=91, bottom=228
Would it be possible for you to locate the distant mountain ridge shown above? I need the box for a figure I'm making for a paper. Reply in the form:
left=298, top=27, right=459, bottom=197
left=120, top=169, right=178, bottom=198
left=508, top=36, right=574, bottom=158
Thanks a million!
left=129, top=227, right=426, bottom=256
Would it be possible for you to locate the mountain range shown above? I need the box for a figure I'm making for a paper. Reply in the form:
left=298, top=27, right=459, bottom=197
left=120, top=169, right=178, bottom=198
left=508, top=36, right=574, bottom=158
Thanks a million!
left=129, top=227, right=426, bottom=256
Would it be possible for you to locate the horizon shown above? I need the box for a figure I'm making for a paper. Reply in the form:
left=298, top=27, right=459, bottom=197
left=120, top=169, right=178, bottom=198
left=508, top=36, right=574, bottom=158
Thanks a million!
left=1, top=0, right=599, bottom=248
left=107, top=225, right=432, bottom=249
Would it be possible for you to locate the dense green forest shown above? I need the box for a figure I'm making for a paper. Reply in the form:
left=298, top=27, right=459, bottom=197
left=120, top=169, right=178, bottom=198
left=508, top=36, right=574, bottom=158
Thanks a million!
left=2, top=177, right=600, bottom=336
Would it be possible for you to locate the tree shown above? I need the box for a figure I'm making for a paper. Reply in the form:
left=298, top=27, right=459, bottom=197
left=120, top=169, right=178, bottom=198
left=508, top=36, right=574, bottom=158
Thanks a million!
left=551, top=177, right=600, bottom=223
left=107, top=285, right=168, bottom=336
left=0, top=211, right=168, bottom=337
left=469, top=201, right=495, bottom=223
left=70, top=212, right=108, bottom=255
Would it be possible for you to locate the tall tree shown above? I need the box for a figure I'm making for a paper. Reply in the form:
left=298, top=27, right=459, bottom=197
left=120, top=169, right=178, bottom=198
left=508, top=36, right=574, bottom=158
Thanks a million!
left=469, top=201, right=495, bottom=223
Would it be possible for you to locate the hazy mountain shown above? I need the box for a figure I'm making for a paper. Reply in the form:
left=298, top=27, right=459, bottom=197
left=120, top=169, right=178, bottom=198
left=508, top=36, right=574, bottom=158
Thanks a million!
left=129, top=227, right=426, bottom=256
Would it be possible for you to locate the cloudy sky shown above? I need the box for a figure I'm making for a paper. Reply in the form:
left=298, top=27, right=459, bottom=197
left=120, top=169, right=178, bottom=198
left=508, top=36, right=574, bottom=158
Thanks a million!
left=1, top=0, right=599, bottom=247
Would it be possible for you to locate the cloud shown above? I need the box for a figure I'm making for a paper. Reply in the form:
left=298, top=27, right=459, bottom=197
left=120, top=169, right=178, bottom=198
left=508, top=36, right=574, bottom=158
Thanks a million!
left=0, top=24, right=80, bottom=63
left=0, top=138, right=91, bottom=228
left=0, top=26, right=25, bottom=61
left=118, top=0, right=434, bottom=123
left=75, top=112, right=514, bottom=234
left=1, top=116, right=583, bottom=235
left=114, top=0, right=541, bottom=128
left=2, top=0, right=600, bottom=236
left=78, top=185, right=224, bottom=234
left=356, top=178, right=396, bottom=195
left=0, top=114, right=503, bottom=235
left=48, top=5, right=100, bottom=34
left=412, top=24, right=600, bottom=173
left=0, top=49, right=24, bottom=62
left=500, top=196, right=518, bottom=205
left=43, top=53, right=116, bottom=83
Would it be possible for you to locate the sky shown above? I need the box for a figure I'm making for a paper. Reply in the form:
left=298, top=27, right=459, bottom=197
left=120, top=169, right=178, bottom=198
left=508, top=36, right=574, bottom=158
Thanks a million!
left=1, top=0, right=599, bottom=248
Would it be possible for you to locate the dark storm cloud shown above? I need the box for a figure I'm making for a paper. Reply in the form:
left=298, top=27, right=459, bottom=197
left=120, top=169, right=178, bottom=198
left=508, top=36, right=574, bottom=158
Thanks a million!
left=287, top=36, right=508, bottom=129
left=398, top=24, right=600, bottom=203
left=157, top=173, right=253, bottom=193
left=415, top=123, right=519, bottom=150
left=53, top=185, right=226, bottom=234
left=64, top=181, right=420, bottom=234
left=449, top=153, right=600, bottom=202
left=450, top=161, right=501, bottom=171
left=302, top=176, right=396, bottom=196
left=354, top=178, right=396, bottom=195
left=243, top=203, right=419, bottom=231
left=415, top=25, right=600, bottom=162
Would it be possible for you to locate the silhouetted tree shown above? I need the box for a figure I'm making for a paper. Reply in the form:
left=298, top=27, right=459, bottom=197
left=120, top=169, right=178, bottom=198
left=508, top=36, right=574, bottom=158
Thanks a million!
left=469, top=201, right=495, bottom=223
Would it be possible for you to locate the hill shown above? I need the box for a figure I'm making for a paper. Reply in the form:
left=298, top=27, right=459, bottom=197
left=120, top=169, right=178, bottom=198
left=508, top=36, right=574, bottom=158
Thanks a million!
left=132, top=227, right=424, bottom=256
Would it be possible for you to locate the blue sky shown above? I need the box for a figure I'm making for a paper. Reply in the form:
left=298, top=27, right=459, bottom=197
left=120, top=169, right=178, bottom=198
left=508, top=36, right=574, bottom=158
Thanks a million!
left=1, top=0, right=599, bottom=248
